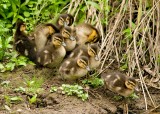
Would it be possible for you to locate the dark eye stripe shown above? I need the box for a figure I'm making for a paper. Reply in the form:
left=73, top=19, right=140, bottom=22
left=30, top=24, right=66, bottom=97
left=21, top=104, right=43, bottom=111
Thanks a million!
left=54, top=37, right=62, bottom=42
left=128, top=81, right=135, bottom=86
left=90, top=48, right=96, bottom=55
left=60, top=17, right=64, bottom=21
left=80, top=60, right=87, bottom=66
left=63, top=30, right=70, bottom=36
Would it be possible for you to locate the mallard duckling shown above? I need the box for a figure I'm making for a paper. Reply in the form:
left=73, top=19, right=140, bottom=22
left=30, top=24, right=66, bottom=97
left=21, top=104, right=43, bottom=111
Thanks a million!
left=60, top=26, right=76, bottom=51
left=31, top=23, right=59, bottom=51
left=14, top=20, right=36, bottom=62
left=36, top=33, right=66, bottom=68
left=59, top=56, right=90, bottom=81
left=76, top=23, right=100, bottom=45
left=101, top=72, right=137, bottom=97
left=69, top=44, right=100, bottom=69
left=56, top=14, right=74, bottom=29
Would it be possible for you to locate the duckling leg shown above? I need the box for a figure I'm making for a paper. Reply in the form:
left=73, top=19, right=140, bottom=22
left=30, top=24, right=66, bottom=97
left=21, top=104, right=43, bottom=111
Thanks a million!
left=123, top=101, right=128, bottom=114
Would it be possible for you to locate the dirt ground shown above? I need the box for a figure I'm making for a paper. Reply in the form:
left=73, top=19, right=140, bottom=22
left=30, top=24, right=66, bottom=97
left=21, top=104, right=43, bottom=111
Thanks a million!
left=0, top=65, right=160, bottom=114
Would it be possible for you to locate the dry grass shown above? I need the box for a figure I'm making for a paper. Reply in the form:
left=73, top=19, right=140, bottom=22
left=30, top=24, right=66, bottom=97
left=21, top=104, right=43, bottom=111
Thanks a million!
left=66, top=0, right=160, bottom=111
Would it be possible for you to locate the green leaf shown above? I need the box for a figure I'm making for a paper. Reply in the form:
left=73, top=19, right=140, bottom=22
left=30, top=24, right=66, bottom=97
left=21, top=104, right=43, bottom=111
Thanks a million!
left=14, top=87, right=26, bottom=93
left=7, top=12, right=14, bottom=18
left=10, top=96, right=22, bottom=101
left=86, top=1, right=100, bottom=10
left=21, top=0, right=30, bottom=7
left=1, top=80, right=10, bottom=86
left=29, top=94, right=37, bottom=104
left=11, top=1, right=17, bottom=12
left=24, top=11, right=30, bottom=17
left=50, top=86, right=57, bottom=93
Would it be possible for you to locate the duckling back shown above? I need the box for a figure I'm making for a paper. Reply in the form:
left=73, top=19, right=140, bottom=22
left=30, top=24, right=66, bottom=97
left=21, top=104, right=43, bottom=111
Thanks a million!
left=76, top=23, right=100, bottom=45
left=101, top=72, right=136, bottom=97
left=59, top=56, right=89, bottom=81
left=36, top=33, right=66, bottom=68
left=32, top=23, right=59, bottom=51
left=69, top=44, right=100, bottom=69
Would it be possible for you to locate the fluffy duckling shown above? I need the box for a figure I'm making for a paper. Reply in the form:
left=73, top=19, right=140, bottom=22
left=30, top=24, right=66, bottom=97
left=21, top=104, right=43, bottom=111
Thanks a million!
left=75, top=23, right=100, bottom=45
left=60, top=26, right=76, bottom=51
left=59, top=56, right=90, bottom=81
left=14, top=20, right=36, bottom=62
left=56, top=14, right=74, bottom=29
left=36, top=33, right=66, bottom=68
left=31, top=23, right=59, bottom=51
left=69, top=44, right=100, bottom=69
left=101, top=72, right=137, bottom=97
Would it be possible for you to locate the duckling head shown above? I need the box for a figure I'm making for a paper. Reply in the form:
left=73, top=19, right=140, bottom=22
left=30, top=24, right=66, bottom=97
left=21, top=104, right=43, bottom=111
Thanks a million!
left=87, top=44, right=99, bottom=60
left=57, top=14, right=74, bottom=27
left=125, top=78, right=137, bottom=90
left=52, top=33, right=66, bottom=47
left=15, top=19, right=26, bottom=32
left=87, top=27, right=100, bottom=43
left=77, top=56, right=90, bottom=71
left=61, top=26, right=76, bottom=41
left=45, top=23, right=59, bottom=35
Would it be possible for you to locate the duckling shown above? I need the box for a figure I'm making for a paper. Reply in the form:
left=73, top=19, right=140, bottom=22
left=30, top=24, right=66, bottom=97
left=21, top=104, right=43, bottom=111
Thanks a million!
left=14, top=20, right=36, bottom=62
left=56, top=14, right=74, bottom=29
left=101, top=72, right=137, bottom=97
left=36, top=33, right=66, bottom=68
left=69, top=44, right=100, bottom=69
left=75, top=23, right=100, bottom=45
left=60, top=26, right=76, bottom=51
left=31, top=23, right=59, bottom=51
left=59, top=56, right=90, bottom=81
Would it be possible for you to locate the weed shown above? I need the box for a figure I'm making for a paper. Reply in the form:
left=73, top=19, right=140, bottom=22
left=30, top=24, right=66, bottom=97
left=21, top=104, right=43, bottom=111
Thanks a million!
left=4, top=95, right=22, bottom=105
left=82, top=77, right=104, bottom=88
left=1, top=81, right=10, bottom=87
left=50, top=86, right=58, bottom=93
left=60, top=84, right=88, bottom=101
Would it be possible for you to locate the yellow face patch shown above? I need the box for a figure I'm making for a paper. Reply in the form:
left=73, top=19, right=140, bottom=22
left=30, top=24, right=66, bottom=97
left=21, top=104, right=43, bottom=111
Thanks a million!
left=88, top=49, right=96, bottom=57
left=77, top=59, right=87, bottom=69
left=66, top=16, right=70, bottom=25
left=62, top=29, right=70, bottom=38
left=88, top=29, right=97, bottom=42
left=48, top=26, right=55, bottom=34
left=20, top=25, right=26, bottom=32
left=52, top=37, right=62, bottom=46
left=125, top=81, right=135, bottom=90
left=58, top=17, right=64, bottom=26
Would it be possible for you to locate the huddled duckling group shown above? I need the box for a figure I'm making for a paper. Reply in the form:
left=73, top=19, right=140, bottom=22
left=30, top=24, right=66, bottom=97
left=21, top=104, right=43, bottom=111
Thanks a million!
left=14, top=14, right=137, bottom=98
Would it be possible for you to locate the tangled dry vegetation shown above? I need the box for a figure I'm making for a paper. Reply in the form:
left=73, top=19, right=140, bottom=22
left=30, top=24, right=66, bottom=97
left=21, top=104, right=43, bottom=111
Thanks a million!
left=68, top=0, right=160, bottom=110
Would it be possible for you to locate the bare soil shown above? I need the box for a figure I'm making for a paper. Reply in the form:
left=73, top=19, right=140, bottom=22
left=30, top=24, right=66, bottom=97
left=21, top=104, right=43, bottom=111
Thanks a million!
left=0, top=65, right=160, bottom=114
